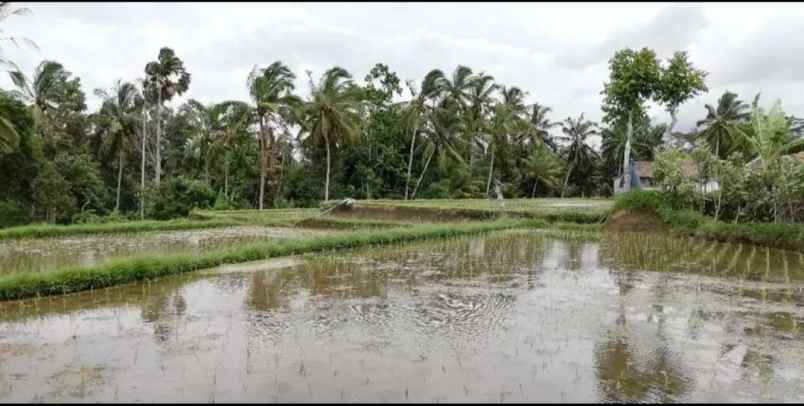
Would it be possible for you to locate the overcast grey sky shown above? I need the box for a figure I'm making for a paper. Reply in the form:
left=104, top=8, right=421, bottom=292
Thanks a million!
left=2, top=2, right=803, bottom=135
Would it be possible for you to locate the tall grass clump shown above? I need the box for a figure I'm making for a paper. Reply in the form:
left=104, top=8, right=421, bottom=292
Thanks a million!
left=0, top=218, right=545, bottom=301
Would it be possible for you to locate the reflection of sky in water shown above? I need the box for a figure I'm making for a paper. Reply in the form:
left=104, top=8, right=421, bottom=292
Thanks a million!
left=0, top=231, right=803, bottom=402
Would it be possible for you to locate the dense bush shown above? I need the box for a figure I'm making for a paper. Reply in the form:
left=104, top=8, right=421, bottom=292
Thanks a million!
left=146, top=176, right=216, bottom=220
left=0, top=199, right=32, bottom=228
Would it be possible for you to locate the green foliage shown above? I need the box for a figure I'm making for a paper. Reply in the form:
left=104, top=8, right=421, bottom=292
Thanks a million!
left=613, top=189, right=672, bottom=211
left=0, top=218, right=237, bottom=240
left=0, top=199, right=31, bottom=228
left=146, top=176, right=216, bottom=220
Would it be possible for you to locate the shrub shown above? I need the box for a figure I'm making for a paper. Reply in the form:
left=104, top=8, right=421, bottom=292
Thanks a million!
left=147, top=177, right=216, bottom=220
left=613, top=190, right=672, bottom=211
left=0, top=199, right=32, bottom=228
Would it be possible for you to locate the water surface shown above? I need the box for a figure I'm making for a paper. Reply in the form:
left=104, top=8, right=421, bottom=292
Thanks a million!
left=0, top=226, right=333, bottom=275
left=0, top=230, right=802, bottom=402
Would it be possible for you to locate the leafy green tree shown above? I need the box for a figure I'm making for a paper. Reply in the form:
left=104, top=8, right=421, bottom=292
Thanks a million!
left=33, top=160, right=74, bottom=223
left=247, top=61, right=299, bottom=209
left=298, top=67, right=363, bottom=202
left=601, top=48, right=662, bottom=191
left=144, top=47, right=191, bottom=185
left=655, top=51, right=708, bottom=142
left=557, top=114, right=599, bottom=197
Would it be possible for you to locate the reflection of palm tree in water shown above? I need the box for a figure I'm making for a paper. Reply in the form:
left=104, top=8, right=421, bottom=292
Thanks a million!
left=140, top=287, right=187, bottom=343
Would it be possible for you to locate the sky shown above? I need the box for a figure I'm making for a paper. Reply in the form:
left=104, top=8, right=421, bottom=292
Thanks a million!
left=2, top=2, right=804, bottom=139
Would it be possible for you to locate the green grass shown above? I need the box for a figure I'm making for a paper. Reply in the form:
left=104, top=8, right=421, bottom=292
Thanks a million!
left=613, top=190, right=804, bottom=251
left=0, top=218, right=545, bottom=301
left=356, top=198, right=612, bottom=224
left=0, top=219, right=241, bottom=241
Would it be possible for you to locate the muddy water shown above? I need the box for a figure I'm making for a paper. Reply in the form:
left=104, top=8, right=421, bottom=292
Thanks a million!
left=0, top=226, right=333, bottom=276
left=1, top=230, right=803, bottom=402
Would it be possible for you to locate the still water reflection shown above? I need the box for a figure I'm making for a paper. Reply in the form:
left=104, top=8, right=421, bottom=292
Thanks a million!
left=0, top=230, right=802, bottom=402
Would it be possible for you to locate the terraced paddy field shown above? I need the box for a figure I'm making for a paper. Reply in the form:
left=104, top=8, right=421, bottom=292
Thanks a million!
left=1, top=199, right=803, bottom=402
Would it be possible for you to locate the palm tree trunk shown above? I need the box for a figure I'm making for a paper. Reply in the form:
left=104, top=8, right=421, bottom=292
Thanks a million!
left=324, top=134, right=331, bottom=202
left=140, top=109, right=146, bottom=221
left=561, top=165, right=573, bottom=198
left=485, top=149, right=495, bottom=196
left=411, top=146, right=435, bottom=200
left=115, top=152, right=123, bottom=212
left=531, top=180, right=537, bottom=198
left=155, top=74, right=162, bottom=186
left=224, top=152, right=229, bottom=199
left=404, top=125, right=417, bottom=200
left=265, top=127, right=276, bottom=208
left=258, top=118, right=267, bottom=210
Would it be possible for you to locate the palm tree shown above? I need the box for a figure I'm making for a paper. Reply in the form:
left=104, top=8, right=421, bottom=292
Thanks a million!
left=182, top=99, right=215, bottom=184
left=557, top=114, right=599, bottom=197
left=465, top=71, right=497, bottom=162
left=524, top=103, right=560, bottom=150
left=695, top=91, right=750, bottom=159
left=399, top=71, right=445, bottom=200
left=144, top=47, right=191, bottom=185
left=0, top=112, right=18, bottom=153
left=247, top=61, right=300, bottom=209
left=209, top=100, right=252, bottom=199
left=411, top=103, right=466, bottom=199
left=0, top=2, right=35, bottom=152
left=94, top=80, right=141, bottom=211
left=520, top=143, right=563, bottom=197
left=298, top=67, right=363, bottom=202
left=8, top=60, right=71, bottom=131
left=0, top=2, right=37, bottom=71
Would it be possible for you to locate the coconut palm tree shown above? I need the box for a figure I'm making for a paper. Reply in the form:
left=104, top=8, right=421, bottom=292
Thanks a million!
left=557, top=113, right=599, bottom=197
left=0, top=2, right=37, bottom=71
left=520, top=143, right=564, bottom=197
left=465, top=71, right=497, bottom=162
left=144, top=47, right=191, bottom=185
left=8, top=60, right=71, bottom=130
left=247, top=61, right=300, bottom=209
left=94, top=80, right=141, bottom=211
left=182, top=99, right=216, bottom=184
left=523, top=103, right=559, bottom=151
left=410, top=103, right=466, bottom=199
left=695, top=91, right=751, bottom=159
left=209, top=100, right=252, bottom=199
left=298, top=66, right=364, bottom=202
left=399, top=70, right=446, bottom=200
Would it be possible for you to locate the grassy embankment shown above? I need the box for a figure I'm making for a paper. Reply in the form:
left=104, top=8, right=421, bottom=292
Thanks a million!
left=0, top=218, right=241, bottom=241
left=612, top=190, right=804, bottom=251
left=0, top=218, right=545, bottom=301
left=349, top=198, right=613, bottom=224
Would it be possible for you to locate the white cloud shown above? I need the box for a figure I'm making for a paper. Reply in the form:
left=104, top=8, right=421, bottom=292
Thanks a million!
left=0, top=1, right=802, bottom=136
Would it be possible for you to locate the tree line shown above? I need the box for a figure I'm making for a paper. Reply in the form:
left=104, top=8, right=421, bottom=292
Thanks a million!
left=1, top=3, right=802, bottom=226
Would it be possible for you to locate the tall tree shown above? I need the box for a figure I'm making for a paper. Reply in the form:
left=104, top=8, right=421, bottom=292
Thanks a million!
left=557, top=114, right=599, bottom=197
left=523, top=102, right=559, bottom=150
left=94, top=80, right=141, bottom=211
left=144, top=47, right=191, bottom=186
left=0, top=2, right=37, bottom=71
left=601, top=48, right=661, bottom=191
left=299, top=67, right=363, bottom=202
left=400, top=70, right=445, bottom=199
left=247, top=61, right=299, bottom=209
left=521, top=142, right=563, bottom=197
left=655, top=51, right=708, bottom=143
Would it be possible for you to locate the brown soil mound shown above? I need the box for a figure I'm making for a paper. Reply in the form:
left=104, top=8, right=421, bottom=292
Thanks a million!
left=603, top=209, right=669, bottom=233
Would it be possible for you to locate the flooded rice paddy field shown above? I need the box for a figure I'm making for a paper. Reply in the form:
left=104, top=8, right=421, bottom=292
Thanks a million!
left=0, top=226, right=335, bottom=276
left=1, top=230, right=803, bottom=402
